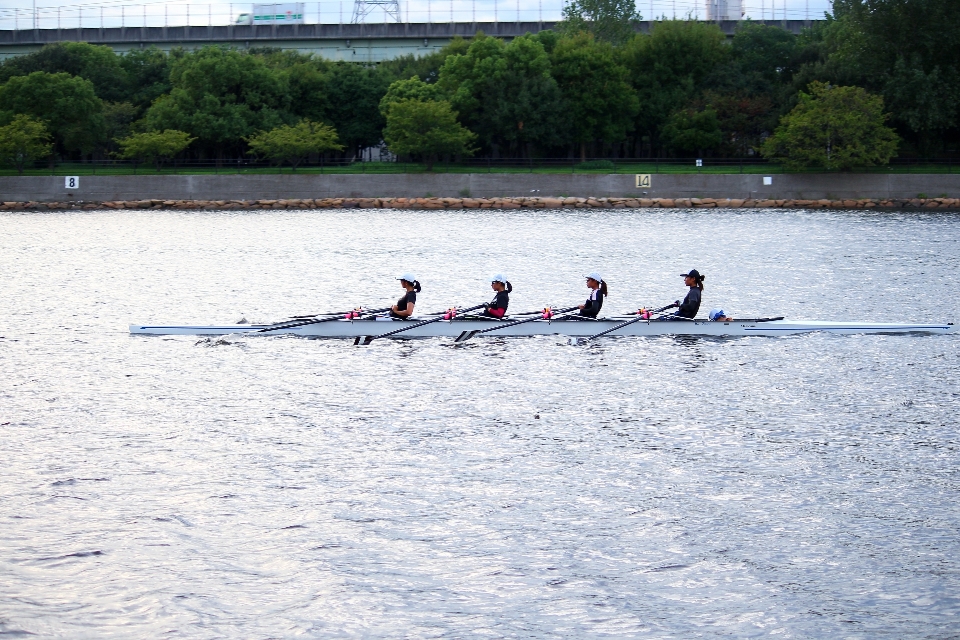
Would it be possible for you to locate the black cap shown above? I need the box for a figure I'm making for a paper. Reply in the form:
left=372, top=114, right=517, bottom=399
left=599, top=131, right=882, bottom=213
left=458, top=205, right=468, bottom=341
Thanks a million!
left=681, top=269, right=701, bottom=279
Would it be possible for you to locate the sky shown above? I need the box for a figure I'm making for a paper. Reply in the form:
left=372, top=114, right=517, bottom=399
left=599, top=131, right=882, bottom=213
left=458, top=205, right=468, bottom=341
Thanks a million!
left=0, top=0, right=834, bottom=31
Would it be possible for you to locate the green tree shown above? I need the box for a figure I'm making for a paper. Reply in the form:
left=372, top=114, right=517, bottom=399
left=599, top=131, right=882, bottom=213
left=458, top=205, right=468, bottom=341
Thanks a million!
left=246, top=119, right=343, bottom=170
left=102, top=101, right=139, bottom=155
left=383, top=99, right=476, bottom=170
left=119, top=47, right=175, bottom=113
left=379, top=76, right=442, bottom=117
left=702, top=92, right=774, bottom=156
left=549, top=33, right=638, bottom=161
left=0, top=42, right=129, bottom=103
left=282, top=58, right=331, bottom=124
left=321, top=62, right=389, bottom=160
left=621, top=20, right=728, bottom=155
left=559, top=0, right=641, bottom=46
left=378, top=37, right=471, bottom=85
left=144, top=47, right=290, bottom=162
left=254, top=49, right=335, bottom=127
left=761, top=82, right=899, bottom=170
left=439, top=33, right=566, bottom=157
left=692, top=23, right=800, bottom=157
left=115, top=129, right=195, bottom=170
left=661, top=107, right=723, bottom=156
left=0, top=114, right=53, bottom=175
left=803, top=0, right=960, bottom=154
left=883, top=57, right=960, bottom=153
left=729, top=22, right=800, bottom=93
left=0, top=71, right=104, bottom=156
left=534, top=29, right=561, bottom=54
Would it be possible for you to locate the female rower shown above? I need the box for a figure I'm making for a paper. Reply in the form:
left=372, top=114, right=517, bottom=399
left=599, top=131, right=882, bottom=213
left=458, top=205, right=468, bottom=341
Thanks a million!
left=482, top=274, right=512, bottom=319
left=390, top=273, right=421, bottom=319
left=578, top=272, right=608, bottom=318
left=675, top=269, right=704, bottom=318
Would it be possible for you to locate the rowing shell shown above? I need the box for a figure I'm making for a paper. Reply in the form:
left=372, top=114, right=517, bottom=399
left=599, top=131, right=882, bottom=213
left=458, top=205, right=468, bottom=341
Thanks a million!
left=129, top=317, right=956, bottom=338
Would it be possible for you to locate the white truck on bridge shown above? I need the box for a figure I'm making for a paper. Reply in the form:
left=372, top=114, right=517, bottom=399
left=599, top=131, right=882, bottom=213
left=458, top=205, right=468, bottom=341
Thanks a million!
left=234, top=3, right=305, bottom=25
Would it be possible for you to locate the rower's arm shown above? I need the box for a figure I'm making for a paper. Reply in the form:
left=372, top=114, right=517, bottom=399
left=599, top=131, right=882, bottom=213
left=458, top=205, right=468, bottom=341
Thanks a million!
left=580, top=295, right=601, bottom=317
left=392, top=302, right=414, bottom=318
left=676, top=293, right=697, bottom=318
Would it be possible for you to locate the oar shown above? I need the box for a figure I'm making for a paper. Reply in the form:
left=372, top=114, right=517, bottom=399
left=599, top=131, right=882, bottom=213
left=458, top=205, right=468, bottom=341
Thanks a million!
left=355, top=304, right=486, bottom=345
left=454, top=306, right=579, bottom=343
left=577, top=303, right=678, bottom=343
left=286, top=308, right=364, bottom=320
left=510, top=307, right=560, bottom=317
left=258, top=306, right=391, bottom=333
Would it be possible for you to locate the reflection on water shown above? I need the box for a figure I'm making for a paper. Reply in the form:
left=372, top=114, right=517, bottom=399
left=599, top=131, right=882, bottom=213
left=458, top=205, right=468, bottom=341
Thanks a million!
left=1, top=208, right=958, bottom=637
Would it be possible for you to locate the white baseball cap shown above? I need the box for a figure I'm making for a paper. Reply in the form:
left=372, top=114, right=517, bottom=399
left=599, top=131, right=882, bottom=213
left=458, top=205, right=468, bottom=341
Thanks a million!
left=491, top=274, right=508, bottom=284
left=397, top=273, right=417, bottom=283
left=585, top=272, right=604, bottom=282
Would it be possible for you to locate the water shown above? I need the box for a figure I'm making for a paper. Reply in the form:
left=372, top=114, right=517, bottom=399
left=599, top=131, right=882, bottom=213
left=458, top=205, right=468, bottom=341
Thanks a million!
left=1, top=208, right=958, bottom=638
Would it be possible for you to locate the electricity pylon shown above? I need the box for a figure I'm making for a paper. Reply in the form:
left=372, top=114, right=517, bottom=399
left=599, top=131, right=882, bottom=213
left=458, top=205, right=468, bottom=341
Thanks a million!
left=351, top=0, right=401, bottom=23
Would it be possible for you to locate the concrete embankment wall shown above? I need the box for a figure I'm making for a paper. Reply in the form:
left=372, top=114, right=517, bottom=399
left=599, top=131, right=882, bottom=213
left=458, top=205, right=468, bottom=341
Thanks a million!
left=2, top=173, right=960, bottom=203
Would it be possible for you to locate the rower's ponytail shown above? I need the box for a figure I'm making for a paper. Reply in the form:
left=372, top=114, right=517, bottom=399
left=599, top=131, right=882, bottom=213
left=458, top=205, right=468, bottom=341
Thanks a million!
left=599, top=280, right=609, bottom=297
left=696, top=274, right=705, bottom=291
left=505, top=281, right=513, bottom=293
left=413, top=280, right=422, bottom=293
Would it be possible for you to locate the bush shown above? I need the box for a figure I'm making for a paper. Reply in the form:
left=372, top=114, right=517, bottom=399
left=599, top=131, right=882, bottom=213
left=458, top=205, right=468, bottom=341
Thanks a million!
left=246, top=120, right=343, bottom=171
left=115, top=129, right=195, bottom=170
left=661, top=107, right=722, bottom=156
left=761, top=82, right=899, bottom=171
left=0, top=114, right=52, bottom=174
left=383, top=99, right=476, bottom=171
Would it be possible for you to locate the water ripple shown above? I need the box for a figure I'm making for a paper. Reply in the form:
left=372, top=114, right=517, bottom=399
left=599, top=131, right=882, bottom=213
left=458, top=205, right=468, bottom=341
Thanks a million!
left=0, top=208, right=958, bottom=637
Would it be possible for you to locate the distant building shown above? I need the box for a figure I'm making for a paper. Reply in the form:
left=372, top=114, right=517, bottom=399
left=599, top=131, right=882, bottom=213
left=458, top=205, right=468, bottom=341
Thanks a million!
left=706, top=0, right=743, bottom=21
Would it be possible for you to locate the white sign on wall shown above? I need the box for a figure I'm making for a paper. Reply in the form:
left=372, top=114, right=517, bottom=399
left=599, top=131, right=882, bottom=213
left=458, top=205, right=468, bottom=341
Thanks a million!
left=65, top=176, right=79, bottom=190
left=635, top=174, right=651, bottom=188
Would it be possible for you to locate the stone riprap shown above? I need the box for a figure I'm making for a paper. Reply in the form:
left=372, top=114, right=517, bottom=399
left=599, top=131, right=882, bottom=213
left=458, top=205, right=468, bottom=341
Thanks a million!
left=3, top=196, right=960, bottom=210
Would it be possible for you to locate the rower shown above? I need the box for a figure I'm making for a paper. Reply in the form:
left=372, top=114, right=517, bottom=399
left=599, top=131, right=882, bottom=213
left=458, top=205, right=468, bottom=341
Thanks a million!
left=482, top=274, right=512, bottom=319
left=675, top=269, right=704, bottom=318
left=390, top=273, right=421, bottom=319
left=578, top=272, right=608, bottom=318
left=709, top=308, right=734, bottom=322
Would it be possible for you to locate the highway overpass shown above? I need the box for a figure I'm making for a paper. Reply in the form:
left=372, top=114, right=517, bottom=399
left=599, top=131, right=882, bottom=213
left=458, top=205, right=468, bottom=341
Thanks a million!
left=0, top=20, right=821, bottom=62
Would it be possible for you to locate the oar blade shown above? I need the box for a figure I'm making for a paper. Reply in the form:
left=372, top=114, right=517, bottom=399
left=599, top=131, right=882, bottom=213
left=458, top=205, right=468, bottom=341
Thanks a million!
left=360, top=336, right=375, bottom=346
left=353, top=336, right=365, bottom=346
left=454, top=330, right=480, bottom=344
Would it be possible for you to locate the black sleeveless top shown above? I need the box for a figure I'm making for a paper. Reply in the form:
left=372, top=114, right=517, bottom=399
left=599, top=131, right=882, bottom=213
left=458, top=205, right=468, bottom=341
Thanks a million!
left=482, top=290, right=509, bottom=317
left=580, top=289, right=604, bottom=317
left=390, top=290, right=417, bottom=318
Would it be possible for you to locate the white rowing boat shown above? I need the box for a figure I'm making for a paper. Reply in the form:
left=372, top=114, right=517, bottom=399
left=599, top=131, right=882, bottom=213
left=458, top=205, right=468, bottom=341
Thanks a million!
left=129, top=316, right=956, bottom=338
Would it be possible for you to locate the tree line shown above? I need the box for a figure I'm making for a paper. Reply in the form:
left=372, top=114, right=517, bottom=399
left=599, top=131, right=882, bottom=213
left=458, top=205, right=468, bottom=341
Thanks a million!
left=0, top=0, right=957, bottom=172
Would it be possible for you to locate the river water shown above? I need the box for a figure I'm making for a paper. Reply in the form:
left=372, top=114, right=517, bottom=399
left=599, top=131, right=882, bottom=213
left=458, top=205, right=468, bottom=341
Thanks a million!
left=1, top=208, right=958, bottom=638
